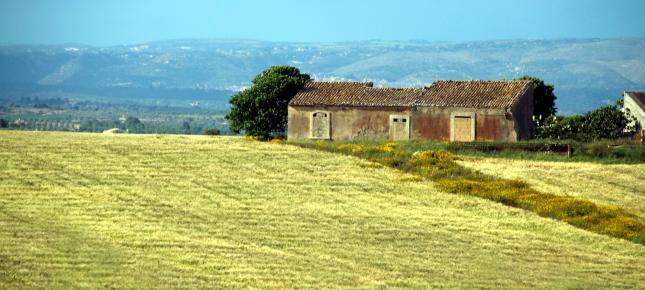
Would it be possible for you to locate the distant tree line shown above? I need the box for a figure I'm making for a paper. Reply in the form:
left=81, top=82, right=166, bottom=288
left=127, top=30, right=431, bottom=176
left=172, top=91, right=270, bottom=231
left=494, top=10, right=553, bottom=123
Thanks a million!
left=0, top=115, right=225, bottom=135
left=0, top=96, right=228, bottom=135
left=79, top=117, right=223, bottom=135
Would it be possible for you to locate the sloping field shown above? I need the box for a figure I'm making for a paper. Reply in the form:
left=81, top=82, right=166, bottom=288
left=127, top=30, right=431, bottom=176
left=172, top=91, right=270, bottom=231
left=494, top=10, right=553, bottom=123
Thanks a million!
left=0, top=131, right=644, bottom=288
left=458, top=157, right=645, bottom=217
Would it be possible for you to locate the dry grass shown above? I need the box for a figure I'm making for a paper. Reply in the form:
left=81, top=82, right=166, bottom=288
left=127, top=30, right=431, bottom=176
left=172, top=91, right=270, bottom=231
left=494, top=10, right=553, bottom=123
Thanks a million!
left=458, top=157, right=645, bottom=217
left=1, top=131, right=644, bottom=288
left=295, top=141, right=645, bottom=244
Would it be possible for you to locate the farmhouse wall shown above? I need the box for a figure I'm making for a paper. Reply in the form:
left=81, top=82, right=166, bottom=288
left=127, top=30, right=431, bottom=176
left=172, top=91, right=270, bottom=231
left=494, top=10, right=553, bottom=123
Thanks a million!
left=290, top=105, right=530, bottom=142
left=287, top=80, right=535, bottom=142
left=413, top=107, right=517, bottom=141
left=511, top=87, right=535, bottom=140
left=413, top=110, right=450, bottom=140
left=288, top=106, right=411, bottom=141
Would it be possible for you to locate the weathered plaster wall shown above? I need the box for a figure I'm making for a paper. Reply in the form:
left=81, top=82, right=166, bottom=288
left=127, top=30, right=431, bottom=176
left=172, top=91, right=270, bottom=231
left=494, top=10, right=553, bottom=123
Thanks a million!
left=289, top=104, right=529, bottom=142
left=288, top=106, right=410, bottom=141
left=413, top=110, right=450, bottom=141
left=287, top=106, right=311, bottom=140
left=476, top=115, right=505, bottom=141
left=511, top=87, right=535, bottom=140
left=413, top=107, right=516, bottom=141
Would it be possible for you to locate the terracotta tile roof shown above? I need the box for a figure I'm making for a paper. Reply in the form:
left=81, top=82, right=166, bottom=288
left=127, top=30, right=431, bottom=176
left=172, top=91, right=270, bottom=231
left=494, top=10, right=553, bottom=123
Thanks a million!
left=289, top=80, right=532, bottom=109
left=289, top=81, right=422, bottom=107
left=625, top=91, right=645, bottom=109
left=420, top=80, right=532, bottom=108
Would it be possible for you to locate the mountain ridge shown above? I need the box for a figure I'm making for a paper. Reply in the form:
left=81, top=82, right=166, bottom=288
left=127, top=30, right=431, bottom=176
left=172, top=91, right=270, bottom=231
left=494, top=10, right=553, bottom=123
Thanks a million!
left=1, top=38, right=644, bottom=114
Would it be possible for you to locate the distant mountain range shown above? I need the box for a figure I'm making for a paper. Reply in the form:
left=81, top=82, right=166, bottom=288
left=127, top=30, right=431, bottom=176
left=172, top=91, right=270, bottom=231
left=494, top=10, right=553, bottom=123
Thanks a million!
left=1, top=38, right=644, bottom=113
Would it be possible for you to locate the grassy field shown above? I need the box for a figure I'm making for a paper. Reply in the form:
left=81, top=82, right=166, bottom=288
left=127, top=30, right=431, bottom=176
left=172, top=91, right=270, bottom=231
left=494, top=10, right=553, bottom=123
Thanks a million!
left=1, top=131, right=644, bottom=288
left=459, top=157, right=645, bottom=217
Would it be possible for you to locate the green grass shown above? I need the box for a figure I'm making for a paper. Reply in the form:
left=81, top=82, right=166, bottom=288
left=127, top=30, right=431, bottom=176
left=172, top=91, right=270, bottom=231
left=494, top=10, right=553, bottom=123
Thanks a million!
left=1, top=131, right=645, bottom=288
left=311, top=139, right=645, bottom=164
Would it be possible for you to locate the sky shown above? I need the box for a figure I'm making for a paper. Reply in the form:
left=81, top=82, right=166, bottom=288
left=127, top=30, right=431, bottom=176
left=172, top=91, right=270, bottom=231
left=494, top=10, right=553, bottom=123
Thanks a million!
left=1, top=0, right=644, bottom=46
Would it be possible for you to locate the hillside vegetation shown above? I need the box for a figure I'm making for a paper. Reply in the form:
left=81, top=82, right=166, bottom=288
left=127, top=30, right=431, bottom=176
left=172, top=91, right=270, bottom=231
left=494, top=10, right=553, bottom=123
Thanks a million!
left=1, top=131, right=644, bottom=288
left=3, top=38, right=645, bottom=113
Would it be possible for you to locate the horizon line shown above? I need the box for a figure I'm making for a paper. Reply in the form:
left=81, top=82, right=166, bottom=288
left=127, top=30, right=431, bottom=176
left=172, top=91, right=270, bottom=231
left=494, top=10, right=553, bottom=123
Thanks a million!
left=2, top=36, right=645, bottom=48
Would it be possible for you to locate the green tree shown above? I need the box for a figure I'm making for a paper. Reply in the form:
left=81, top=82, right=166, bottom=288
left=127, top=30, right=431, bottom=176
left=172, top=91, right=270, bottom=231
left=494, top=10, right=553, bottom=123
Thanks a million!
left=203, top=128, right=221, bottom=135
left=514, top=76, right=557, bottom=121
left=181, top=121, right=191, bottom=134
left=124, top=116, right=144, bottom=133
left=583, top=100, right=633, bottom=140
left=536, top=100, right=635, bottom=141
left=226, top=65, right=310, bottom=139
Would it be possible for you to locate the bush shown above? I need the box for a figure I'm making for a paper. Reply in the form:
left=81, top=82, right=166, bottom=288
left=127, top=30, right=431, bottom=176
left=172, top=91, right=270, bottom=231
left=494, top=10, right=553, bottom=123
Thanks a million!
left=536, top=100, right=636, bottom=141
left=535, top=115, right=587, bottom=140
left=203, top=128, right=221, bottom=136
left=583, top=101, right=634, bottom=140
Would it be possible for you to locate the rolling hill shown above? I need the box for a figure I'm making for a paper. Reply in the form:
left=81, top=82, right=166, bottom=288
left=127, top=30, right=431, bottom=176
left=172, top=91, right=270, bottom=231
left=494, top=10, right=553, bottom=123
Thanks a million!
left=1, top=38, right=645, bottom=113
left=1, top=131, right=643, bottom=288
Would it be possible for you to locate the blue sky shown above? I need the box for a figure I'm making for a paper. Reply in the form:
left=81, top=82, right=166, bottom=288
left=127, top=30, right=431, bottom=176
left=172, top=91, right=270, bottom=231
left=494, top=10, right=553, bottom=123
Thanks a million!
left=1, top=0, right=644, bottom=46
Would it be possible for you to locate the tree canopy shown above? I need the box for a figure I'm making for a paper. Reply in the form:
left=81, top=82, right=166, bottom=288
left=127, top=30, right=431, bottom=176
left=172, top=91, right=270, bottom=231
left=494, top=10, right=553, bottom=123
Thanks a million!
left=536, top=100, right=635, bottom=141
left=514, top=75, right=557, bottom=121
left=225, top=65, right=310, bottom=139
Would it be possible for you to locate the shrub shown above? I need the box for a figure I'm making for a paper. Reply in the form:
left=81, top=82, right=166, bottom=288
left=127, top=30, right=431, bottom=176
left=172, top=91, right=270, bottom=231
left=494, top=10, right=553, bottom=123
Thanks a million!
left=536, top=100, right=636, bottom=141
left=583, top=101, right=634, bottom=140
left=409, top=150, right=458, bottom=164
left=337, top=144, right=364, bottom=154
left=376, top=142, right=396, bottom=153
left=535, top=115, right=587, bottom=140
left=203, top=128, right=221, bottom=136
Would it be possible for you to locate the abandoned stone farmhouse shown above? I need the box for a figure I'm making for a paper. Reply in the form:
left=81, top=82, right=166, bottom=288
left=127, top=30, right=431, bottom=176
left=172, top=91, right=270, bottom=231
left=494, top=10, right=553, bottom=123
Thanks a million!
left=287, top=80, right=534, bottom=142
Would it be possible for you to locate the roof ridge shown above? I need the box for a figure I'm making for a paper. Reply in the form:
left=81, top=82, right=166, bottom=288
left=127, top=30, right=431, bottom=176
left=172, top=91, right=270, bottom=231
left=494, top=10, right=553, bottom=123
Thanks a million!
left=373, top=87, right=426, bottom=91
left=310, top=80, right=373, bottom=84
left=432, top=79, right=532, bottom=83
left=509, top=82, right=533, bottom=108
left=291, top=79, right=532, bottom=108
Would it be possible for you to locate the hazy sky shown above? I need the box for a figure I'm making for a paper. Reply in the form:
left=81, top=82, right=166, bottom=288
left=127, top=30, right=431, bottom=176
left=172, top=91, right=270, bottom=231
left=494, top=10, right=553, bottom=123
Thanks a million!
left=1, top=0, right=644, bottom=46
